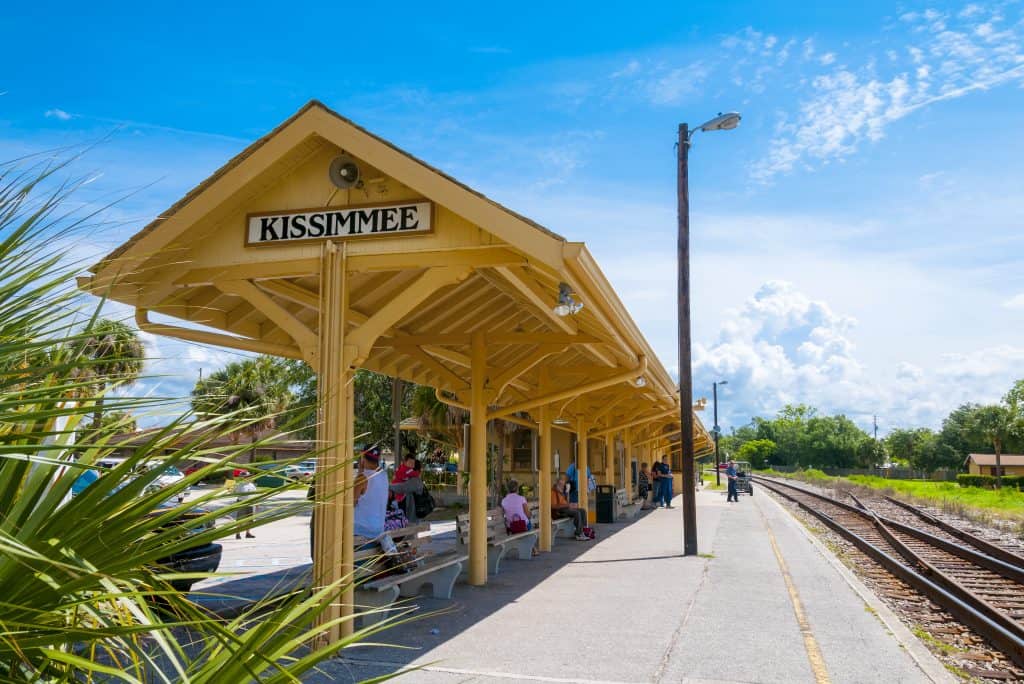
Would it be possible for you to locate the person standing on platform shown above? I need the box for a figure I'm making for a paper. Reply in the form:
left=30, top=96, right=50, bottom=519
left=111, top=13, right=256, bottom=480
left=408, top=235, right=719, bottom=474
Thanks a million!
left=658, top=455, right=674, bottom=508
left=725, top=459, right=739, bottom=503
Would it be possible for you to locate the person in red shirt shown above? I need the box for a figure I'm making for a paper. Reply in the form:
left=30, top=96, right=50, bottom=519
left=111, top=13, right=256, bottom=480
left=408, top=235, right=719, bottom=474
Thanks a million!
left=390, top=453, right=417, bottom=504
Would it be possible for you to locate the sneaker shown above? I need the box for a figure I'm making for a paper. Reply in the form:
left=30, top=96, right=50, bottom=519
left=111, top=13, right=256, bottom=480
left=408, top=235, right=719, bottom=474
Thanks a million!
left=665, top=505, right=675, bottom=509
left=575, top=534, right=589, bottom=541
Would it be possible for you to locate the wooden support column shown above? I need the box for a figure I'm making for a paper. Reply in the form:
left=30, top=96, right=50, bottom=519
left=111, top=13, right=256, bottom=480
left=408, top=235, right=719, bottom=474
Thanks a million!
left=468, top=330, right=489, bottom=585
left=313, top=242, right=355, bottom=642
left=604, top=433, right=614, bottom=485
left=538, top=402, right=553, bottom=552
left=624, top=430, right=633, bottom=495
left=576, top=413, right=589, bottom=522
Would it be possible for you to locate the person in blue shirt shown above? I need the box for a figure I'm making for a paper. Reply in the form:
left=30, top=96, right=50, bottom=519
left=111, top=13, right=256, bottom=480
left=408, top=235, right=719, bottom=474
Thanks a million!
left=565, top=461, right=593, bottom=506
left=652, top=456, right=674, bottom=508
left=725, top=459, right=739, bottom=503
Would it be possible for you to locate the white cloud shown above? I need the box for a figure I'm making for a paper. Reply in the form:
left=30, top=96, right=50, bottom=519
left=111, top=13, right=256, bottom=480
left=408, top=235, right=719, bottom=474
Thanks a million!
left=45, top=108, right=72, bottom=121
left=694, top=281, right=1024, bottom=432
left=1003, top=293, right=1024, bottom=310
left=752, top=4, right=1024, bottom=181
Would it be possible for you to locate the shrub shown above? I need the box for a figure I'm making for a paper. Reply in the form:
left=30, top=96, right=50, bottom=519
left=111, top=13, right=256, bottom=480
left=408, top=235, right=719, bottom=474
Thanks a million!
left=958, top=474, right=996, bottom=488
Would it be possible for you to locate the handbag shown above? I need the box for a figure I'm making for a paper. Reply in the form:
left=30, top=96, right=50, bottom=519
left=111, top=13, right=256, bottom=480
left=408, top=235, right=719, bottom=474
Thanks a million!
left=582, top=526, right=596, bottom=540
left=508, top=517, right=528, bottom=534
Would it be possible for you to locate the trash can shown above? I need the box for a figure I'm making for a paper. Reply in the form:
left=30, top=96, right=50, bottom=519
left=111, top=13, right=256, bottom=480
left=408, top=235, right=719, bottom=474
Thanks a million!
left=596, top=484, right=615, bottom=523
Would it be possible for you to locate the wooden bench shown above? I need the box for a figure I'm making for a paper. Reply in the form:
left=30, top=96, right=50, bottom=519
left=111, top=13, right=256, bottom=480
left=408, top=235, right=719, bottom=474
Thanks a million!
left=353, top=523, right=466, bottom=626
left=615, top=488, right=642, bottom=520
left=528, top=502, right=577, bottom=545
left=455, top=507, right=537, bottom=575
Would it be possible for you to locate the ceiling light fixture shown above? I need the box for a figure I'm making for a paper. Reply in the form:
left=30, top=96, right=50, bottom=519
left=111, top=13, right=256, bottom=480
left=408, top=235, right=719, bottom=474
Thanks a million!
left=635, top=376, right=647, bottom=388
left=553, top=282, right=583, bottom=317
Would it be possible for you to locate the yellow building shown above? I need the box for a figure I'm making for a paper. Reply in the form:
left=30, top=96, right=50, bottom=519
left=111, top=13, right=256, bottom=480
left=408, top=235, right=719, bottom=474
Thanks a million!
left=80, top=101, right=712, bottom=640
left=964, top=453, right=1024, bottom=477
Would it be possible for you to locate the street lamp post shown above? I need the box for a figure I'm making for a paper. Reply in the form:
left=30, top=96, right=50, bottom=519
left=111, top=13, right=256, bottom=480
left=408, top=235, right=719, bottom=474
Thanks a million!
left=678, top=112, right=740, bottom=557
left=713, top=380, right=728, bottom=485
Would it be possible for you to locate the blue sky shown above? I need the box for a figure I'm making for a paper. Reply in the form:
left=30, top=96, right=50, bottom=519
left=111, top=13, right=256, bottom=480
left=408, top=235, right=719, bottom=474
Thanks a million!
left=4, top=1, right=1023, bottom=434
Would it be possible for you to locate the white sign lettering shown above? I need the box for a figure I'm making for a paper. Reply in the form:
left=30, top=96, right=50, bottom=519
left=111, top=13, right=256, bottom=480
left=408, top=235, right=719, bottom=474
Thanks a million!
left=246, top=202, right=432, bottom=245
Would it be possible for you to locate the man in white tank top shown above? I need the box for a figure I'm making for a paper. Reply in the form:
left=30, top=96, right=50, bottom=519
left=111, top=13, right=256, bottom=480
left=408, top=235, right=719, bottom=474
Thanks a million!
left=354, top=448, right=388, bottom=540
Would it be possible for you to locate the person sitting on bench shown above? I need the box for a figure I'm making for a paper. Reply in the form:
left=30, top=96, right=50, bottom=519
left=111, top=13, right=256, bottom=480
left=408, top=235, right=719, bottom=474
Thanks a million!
left=501, top=480, right=532, bottom=533
left=552, top=474, right=590, bottom=541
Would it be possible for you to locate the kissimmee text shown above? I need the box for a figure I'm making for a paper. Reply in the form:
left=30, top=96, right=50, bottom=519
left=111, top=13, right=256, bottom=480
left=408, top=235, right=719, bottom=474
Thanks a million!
left=247, top=202, right=432, bottom=244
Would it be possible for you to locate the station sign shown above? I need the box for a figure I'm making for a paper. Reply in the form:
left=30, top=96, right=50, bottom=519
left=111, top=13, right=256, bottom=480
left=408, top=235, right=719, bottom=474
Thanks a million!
left=246, top=201, right=432, bottom=246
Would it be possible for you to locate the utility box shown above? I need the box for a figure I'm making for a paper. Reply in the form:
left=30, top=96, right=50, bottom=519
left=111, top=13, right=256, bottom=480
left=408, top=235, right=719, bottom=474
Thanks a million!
left=596, top=484, right=615, bottom=523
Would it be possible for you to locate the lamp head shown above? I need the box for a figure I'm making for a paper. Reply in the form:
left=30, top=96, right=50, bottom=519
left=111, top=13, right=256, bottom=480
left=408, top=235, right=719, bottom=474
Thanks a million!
left=553, top=282, right=583, bottom=317
left=699, top=112, right=742, bottom=133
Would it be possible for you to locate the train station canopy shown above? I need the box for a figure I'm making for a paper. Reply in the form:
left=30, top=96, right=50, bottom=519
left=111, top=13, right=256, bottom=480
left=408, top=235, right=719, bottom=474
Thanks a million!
left=79, top=100, right=713, bottom=638
left=80, top=100, right=711, bottom=451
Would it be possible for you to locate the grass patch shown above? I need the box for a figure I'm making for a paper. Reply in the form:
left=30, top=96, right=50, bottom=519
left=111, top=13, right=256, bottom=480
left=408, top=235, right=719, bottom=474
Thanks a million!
left=846, top=475, right=1024, bottom=523
left=912, top=627, right=966, bottom=655
left=758, top=469, right=1024, bottom=527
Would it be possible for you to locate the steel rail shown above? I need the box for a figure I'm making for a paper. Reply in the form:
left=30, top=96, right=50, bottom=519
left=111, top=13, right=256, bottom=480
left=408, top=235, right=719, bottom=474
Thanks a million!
left=754, top=477, right=1024, bottom=668
left=756, top=476, right=1024, bottom=583
left=881, top=494, right=1024, bottom=569
left=846, top=492, right=1024, bottom=644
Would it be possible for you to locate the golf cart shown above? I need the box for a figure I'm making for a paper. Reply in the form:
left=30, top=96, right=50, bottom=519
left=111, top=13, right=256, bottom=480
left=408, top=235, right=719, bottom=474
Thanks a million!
left=735, top=460, right=753, bottom=495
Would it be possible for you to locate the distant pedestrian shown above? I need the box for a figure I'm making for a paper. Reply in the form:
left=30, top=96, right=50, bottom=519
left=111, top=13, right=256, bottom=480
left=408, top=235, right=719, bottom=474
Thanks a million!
left=233, top=478, right=257, bottom=540
left=658, top=456, right=674, bottom=508
left=725, top=459, right=739, bottom=503
left=638, top=462, right=652, bottom=509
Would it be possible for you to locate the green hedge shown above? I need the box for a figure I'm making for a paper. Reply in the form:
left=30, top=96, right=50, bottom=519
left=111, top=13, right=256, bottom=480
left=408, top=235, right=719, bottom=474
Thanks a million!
left=957, top=474, right=1023, bottom=489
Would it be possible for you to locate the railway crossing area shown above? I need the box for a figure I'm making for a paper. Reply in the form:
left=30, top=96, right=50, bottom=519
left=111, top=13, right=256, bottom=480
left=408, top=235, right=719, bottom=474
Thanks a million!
left=289, top=487, right=950, bottom=683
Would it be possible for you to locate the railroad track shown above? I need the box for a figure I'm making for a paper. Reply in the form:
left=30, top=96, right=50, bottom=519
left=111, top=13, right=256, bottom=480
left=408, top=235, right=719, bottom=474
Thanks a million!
left=754, top=475, right=1024, bottom=677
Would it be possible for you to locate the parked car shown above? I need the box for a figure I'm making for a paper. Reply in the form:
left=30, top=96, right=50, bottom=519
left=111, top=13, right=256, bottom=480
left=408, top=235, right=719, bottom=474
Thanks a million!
left=284, top=459, right=317, bottom=481
left=71, top=465, right=221, bottom=591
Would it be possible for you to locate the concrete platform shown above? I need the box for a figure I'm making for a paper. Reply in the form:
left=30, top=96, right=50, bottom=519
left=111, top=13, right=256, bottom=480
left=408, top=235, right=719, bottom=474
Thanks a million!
left=298, top=488, right=953, bottom=683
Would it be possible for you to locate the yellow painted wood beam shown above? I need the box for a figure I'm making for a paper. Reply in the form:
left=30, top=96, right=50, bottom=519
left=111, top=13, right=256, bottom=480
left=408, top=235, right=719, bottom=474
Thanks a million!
left=346, top=265, right=471, bottom=365
left=174, top=258, right=320, bottom=286
left=469, top=330, right=489, bottom=585
left=312, top=241, right=355, bottom=642
left=590, top=408, right=680, bottom=438
left=488, top=357, right=646, bottom=420
left=134, top=308, right=302, bottom=359
left=490, top=344, right=565, bottom=398
left=487, top=266, right=578, bottom=335
left=403, top=346, right=470, bottom=391
left=257, top=279, right=319, bottom=310
left=538, top=400, right=553, bottom=552
left=577, top=413, right=589, bottom=520
left=216, top=279, right=318, bottom=360
left=347, top=246, right=525, bottom=273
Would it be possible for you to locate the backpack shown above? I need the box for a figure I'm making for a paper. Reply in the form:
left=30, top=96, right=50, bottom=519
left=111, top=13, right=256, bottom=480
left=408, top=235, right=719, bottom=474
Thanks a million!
left=413, top=489, right=435, bottom=518
left=582, top=526, right=596, bottom=540
left=508, top=517, right=528, bottom=534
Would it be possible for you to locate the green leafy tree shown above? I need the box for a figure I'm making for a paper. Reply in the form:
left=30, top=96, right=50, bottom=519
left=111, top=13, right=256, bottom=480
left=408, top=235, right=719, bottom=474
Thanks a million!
left=191, top=355, right=292, bottom=445
left=736, top=438, right=777, bottom=469
left=965, top=401, right=1024, bottom=488
left=80, top=318, right=145, bottom=430
left=0, top=166, right=399, bottom=682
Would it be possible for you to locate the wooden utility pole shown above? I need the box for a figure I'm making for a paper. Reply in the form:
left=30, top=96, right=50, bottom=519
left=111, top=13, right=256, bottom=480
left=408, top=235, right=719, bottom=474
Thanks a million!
left=677, top=123, right=698, bottom=557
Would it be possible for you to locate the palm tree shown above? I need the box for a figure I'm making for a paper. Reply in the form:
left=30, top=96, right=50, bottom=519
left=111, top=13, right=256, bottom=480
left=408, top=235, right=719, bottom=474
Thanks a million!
left=80, top=318, right=144, bottom=431
left=0, top=165, right=403, bottom=681
left=966, top=401, right=1024, bottom=489
left=191, top=355, right=292, bottom=447
left=411, top=384, right=468, bottom=452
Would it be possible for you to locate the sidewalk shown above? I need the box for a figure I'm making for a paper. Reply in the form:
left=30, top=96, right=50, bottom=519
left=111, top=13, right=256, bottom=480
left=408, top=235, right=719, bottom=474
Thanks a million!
left=199, top=489, right=954, bottom=683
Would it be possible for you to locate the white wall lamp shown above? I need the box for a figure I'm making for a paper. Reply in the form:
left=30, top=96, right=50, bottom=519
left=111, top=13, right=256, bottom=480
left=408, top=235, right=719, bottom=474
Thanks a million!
left=553, top=282, right=584, bottom=317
